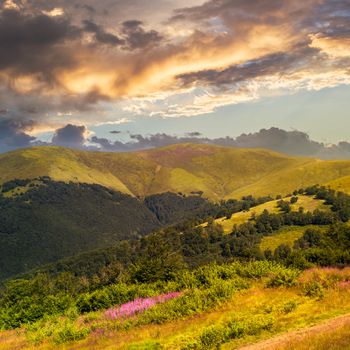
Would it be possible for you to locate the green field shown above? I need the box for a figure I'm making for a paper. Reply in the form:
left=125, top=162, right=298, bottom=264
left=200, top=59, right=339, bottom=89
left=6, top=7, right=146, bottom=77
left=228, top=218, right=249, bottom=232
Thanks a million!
left=1, top=144, right=350, bottom=200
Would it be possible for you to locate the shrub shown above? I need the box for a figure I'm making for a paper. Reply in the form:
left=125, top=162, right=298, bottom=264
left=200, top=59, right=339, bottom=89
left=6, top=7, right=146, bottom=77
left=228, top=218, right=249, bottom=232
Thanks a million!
left=267, top=268, right=300, bottom=288
left=26, top=317, right=89, bottom=345
left=303, top=281, right=325, bottom=299
left=280, top=300, right=298, bottom=314
left=53, top=320, right=89, bottom=344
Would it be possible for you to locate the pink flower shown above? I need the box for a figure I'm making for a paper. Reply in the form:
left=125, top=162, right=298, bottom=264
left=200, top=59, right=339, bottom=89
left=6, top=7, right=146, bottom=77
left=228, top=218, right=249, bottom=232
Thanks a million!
left=105, top=292, right=182, bottom=320
left=338, top=280, right=350, bottom=289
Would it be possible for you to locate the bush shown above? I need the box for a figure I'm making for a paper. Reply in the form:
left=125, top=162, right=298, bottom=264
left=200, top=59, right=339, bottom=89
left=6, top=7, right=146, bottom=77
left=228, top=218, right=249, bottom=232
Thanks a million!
left=303, top=281, right=325, bottom=299
left=267, top=269, right=300, bottom=288
left=53, top=320, right=89, bottom=344
left=280, top=300, right=298, bottom=314
left=26, top=317, right=89, bottom=345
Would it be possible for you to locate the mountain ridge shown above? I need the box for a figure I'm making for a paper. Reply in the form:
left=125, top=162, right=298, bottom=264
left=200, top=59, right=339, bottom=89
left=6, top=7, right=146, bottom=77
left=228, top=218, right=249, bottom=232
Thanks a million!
left=1, top=143, right=350, bottom=200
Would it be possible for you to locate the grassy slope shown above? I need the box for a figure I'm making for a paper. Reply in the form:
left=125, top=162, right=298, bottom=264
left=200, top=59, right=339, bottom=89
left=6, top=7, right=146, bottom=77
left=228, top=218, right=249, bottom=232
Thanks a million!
left=2, top=273, right=350, bottom=350
left=2, top=144, right=350, bottom=200
left=210, top=195, right=329, bottom=234
left=229, top=159, right=350, bottom=199
left=326, top=175, right=350, bottom=194
left=259, top=226, right=328, bottom=253
left=0, top=144, right=350, bottom=200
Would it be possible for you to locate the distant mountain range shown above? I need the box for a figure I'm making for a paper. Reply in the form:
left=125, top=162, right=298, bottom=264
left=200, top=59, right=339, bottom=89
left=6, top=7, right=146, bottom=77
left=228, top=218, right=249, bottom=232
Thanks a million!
left=1, top=143, right=350, bottom=200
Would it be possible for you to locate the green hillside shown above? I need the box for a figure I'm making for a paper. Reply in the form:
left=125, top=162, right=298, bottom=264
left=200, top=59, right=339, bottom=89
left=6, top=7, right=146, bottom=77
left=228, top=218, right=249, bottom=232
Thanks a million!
left=0, top=178, right=215, bottom=281
left=2, top=144, right=350, bottom=200
left=1, top=185, right=350, bottom=349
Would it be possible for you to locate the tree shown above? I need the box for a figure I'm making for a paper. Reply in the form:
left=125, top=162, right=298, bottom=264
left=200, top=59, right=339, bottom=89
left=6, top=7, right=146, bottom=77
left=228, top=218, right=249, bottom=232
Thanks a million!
left=130, top=233, right=186, bottom=283
left=274, top=244, right=292, bottom=261
left=290, top=196, right=298, bottom=204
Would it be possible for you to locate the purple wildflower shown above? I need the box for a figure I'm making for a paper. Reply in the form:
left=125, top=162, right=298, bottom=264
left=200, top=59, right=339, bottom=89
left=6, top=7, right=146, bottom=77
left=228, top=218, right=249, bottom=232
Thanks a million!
left=105, top=292, right=182, bottom=320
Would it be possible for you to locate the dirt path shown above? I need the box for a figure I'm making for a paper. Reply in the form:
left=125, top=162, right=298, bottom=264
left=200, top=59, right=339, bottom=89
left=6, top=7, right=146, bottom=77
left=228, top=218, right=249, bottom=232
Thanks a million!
left=237, top=313, right=350, bottom=350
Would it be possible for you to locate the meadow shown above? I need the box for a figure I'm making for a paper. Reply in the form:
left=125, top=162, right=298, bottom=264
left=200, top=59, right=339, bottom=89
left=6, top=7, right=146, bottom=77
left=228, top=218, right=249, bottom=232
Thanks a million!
left=1, top=265, right=350, bottom=349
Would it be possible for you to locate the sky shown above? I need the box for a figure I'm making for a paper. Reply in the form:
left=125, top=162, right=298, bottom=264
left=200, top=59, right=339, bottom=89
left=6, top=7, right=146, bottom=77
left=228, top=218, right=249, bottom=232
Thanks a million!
left=0, top=0, right=350, bottom=152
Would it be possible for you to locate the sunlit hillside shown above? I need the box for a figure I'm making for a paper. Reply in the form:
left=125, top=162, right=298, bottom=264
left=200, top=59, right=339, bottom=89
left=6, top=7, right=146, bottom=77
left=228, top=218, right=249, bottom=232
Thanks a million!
left=204, top=195, right=330, bottom=233
left=2, top=144, right=350, bottom=200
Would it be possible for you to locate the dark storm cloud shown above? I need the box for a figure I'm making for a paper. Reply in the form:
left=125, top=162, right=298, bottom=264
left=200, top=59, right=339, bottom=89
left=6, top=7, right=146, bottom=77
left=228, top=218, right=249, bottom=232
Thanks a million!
left=0, top=9, right=80, bottom=77
left=52, top=124, right=87, bottom=148
left=121, top=20, right=163, bottom=50
left=83, top=20, right=124, bottom=45
left=0, top=117, right=36, bottom=152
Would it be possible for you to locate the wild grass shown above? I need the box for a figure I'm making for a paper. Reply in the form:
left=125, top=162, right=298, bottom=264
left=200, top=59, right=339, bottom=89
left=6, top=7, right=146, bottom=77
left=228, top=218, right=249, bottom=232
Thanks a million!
left=267, top=315, right=350, bottom=350
left=2, top=266, right=350, bottom=350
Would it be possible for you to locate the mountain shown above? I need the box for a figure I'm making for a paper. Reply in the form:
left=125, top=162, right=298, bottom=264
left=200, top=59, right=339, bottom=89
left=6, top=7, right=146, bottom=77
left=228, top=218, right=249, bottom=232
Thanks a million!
left=1, top=144, right=350, bottom=200
left=0, top=178, right=213, bottom=280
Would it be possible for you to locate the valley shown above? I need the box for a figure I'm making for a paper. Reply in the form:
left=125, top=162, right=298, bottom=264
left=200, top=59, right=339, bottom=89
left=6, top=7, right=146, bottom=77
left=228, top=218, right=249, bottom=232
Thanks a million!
left=0, top=144, right=350, bottom=350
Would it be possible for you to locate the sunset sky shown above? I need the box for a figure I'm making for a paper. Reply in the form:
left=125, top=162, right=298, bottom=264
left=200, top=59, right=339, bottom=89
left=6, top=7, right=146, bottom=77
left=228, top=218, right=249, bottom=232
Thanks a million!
left=0, top=0, right=350, bottom=151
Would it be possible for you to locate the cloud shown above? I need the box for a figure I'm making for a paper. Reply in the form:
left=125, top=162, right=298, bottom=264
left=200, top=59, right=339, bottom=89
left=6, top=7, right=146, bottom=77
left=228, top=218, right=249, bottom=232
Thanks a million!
left=42, top=8, right=65, bottom=17
left=89, top=127, right=342, bottom=159
left=177, top=48, right=317, bottom=88
left=121, top=20, right=163, bottom=50
left=2, top=119, right=350, bottom=161
left=187, top=132, right=202, bottom=137
left=0, top=117, right=36, bottom=152
left=83, top=20, right=124, bottom=45
left=0, top=9, right=80, bottom=77
left=233, top=128, right=322, bottom=156
left=52, top=124, right=87, bottom=148
left=0, top=0, right=349, bottom=127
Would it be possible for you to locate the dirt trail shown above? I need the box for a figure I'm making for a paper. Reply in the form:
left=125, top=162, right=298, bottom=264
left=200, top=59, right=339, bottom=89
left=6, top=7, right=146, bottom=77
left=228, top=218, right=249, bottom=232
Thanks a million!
left=237, top=313, right=350, bottom=350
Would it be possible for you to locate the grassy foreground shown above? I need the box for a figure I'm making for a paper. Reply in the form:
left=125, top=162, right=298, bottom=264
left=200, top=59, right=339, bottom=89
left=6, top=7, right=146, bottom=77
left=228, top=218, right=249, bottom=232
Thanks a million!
left=238, top=313, right=350, bottom=350
left=1, top=266, right=350, bottom=350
